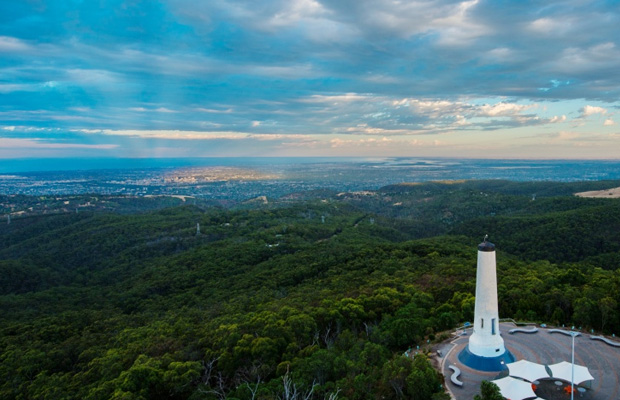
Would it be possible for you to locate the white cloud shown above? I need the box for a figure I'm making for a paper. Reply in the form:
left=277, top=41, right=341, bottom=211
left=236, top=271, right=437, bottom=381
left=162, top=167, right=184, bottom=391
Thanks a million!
left=0, top=83, right=38, bottom=93
left=431, top=0, right=489, bottom=46
left=409, top=99, right=465, bottom=114
left=549, top=115, right=567, bottom=123
left=328, top=0, right=489, bottom=44
left=553, top=42, right=620, bottom=75
left=581, top=105, right=607, bottom=117
left=267, top=0, right=327, bottom=29
left=454, top=115, right=468, bottom=126
left=0, top=138, right=117, bottom=149
left=394, top=99, right=547, bottom=128
left=0, top=36, right=31, bottom=52
left=155, top=107, right=177, bottom=113
left=604, top=118, right=615, bottom=126
left=554, top=131, right=580, bottom=141
left=90, top=129, right=311, bottom=141
left=329, top=136, right=445, bottom=150
left=330, top=136, right=394, bottom=148
left=69, top=107, right=92, bottom=113
left=65, top=69, right=120, bottom=85
left=195, top=107, right=234, bottom=114
left=252, top=133, right=310, bottom=141
left=0, top=124, right=53, bottom=132
left=362, top=74, right=402, bottom=84
left=528, top=17, right=572, bottom=36
left=478, top=102, right=537, bottom=117
left=299, top=94, right=564, bottom=134
left=97, top=130, right=248, bottom=140
left=300, top=93, right=370, bottom=104
left=250, top=63, right=318, bottom=79
left=482, top=47, right=516, bottom=63
left=342, top=124, right=425, bottom=136
left=128, top=107, right=177, bottom=113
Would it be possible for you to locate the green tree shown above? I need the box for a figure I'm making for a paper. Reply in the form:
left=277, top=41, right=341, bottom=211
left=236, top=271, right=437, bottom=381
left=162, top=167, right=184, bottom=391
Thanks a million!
left=380, top=354, right=444, bottom=400
left=474, top=380, right=503, bottom=400
left=599, top=296, right=617, bottom=332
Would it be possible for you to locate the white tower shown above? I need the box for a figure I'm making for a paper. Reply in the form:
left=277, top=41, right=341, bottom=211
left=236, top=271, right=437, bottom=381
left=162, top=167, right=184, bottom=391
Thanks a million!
left=468, top=237, right=506, bottom=358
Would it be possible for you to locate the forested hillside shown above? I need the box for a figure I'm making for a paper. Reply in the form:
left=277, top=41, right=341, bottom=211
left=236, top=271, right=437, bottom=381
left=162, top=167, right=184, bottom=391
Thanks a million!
left=1, top=180, right=619, bottom=399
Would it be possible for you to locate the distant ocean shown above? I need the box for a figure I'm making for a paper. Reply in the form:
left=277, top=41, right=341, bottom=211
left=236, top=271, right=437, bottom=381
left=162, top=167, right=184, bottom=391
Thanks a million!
left=2, top=157, right=620, bottom=182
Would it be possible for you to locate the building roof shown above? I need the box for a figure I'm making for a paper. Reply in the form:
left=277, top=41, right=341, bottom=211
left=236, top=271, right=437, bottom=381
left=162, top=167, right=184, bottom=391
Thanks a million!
left=507, top=359, right=550, bottom=382
left=549, top=361, right=595, bottom=385
left=478, top=240, right=495, bottom=252
left=491, top=376, right=537, bottom=400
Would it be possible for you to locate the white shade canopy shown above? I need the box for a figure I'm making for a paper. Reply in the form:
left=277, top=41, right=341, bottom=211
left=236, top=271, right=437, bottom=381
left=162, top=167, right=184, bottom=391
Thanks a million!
left=507, top=359, right=551, bottom=382
left=548, top=361, right=595, bottom=385
left=491, top=376, right=537, bottom=400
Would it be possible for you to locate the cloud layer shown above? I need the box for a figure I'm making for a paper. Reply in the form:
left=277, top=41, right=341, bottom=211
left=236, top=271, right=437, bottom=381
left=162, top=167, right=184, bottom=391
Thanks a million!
left=1, top=0, right=619, bottom=158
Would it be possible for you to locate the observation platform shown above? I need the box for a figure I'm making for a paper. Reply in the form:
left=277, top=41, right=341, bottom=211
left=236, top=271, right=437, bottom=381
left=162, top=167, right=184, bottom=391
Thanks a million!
left=437, top=322, right=620, bottom=400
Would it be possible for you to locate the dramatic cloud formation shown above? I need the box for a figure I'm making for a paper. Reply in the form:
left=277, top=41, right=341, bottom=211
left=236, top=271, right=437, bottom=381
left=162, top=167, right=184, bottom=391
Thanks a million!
left=1, top=0, right=619, bottom=159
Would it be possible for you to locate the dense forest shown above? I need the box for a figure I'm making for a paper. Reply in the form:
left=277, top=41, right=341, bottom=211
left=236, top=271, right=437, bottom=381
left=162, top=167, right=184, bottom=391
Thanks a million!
left=1, top=180, right=620, bottom=399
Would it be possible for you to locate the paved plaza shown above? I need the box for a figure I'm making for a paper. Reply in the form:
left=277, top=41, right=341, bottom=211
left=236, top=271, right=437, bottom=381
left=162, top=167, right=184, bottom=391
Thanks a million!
left=437, top=323, right=620, bottom=400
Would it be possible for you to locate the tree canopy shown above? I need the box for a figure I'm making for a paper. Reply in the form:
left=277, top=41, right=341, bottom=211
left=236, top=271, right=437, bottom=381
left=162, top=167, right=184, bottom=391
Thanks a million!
left=1, top=180, right=619, bottom=399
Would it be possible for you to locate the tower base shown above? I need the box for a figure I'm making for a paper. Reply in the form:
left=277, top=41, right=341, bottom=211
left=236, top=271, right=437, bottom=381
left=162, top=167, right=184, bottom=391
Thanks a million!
left=458, top=345, right=515, bottom=371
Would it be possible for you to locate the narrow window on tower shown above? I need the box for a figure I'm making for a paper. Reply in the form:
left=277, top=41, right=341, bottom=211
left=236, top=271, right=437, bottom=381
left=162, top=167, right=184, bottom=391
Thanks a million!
left=481, top=318, right=484, bottom=329
left=492, top=318, right=496, bottom=335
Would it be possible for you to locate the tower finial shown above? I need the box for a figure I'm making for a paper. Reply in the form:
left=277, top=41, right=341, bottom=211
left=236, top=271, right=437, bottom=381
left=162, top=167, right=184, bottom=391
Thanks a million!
left=478, top=235, right=495, bottom=252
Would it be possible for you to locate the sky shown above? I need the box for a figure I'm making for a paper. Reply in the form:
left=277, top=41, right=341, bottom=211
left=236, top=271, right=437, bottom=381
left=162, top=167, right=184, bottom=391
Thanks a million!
left=1, top=0, right=620, bottom=160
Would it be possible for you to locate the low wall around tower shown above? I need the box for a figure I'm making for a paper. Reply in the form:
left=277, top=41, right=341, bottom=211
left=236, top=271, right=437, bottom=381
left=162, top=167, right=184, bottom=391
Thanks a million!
left=457, top=344, right=515, bottom=371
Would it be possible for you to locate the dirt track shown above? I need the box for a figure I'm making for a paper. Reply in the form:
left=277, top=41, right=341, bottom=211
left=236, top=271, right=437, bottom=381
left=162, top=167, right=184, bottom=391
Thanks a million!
left=575, top=187, right=620, bottom=198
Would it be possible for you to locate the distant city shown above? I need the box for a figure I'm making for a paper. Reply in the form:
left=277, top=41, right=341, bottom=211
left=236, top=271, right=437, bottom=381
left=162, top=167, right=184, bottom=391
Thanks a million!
left=2, top=158, right=620, bottom=202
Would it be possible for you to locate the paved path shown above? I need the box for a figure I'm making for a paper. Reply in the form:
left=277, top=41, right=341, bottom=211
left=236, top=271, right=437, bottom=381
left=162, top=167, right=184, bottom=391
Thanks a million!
left=438, top=323, right=620, bottom=400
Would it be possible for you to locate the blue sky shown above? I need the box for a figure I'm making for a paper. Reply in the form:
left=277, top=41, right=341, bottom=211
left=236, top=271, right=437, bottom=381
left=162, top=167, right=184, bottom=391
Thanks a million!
left=1, top=0, right=619, bottom=159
